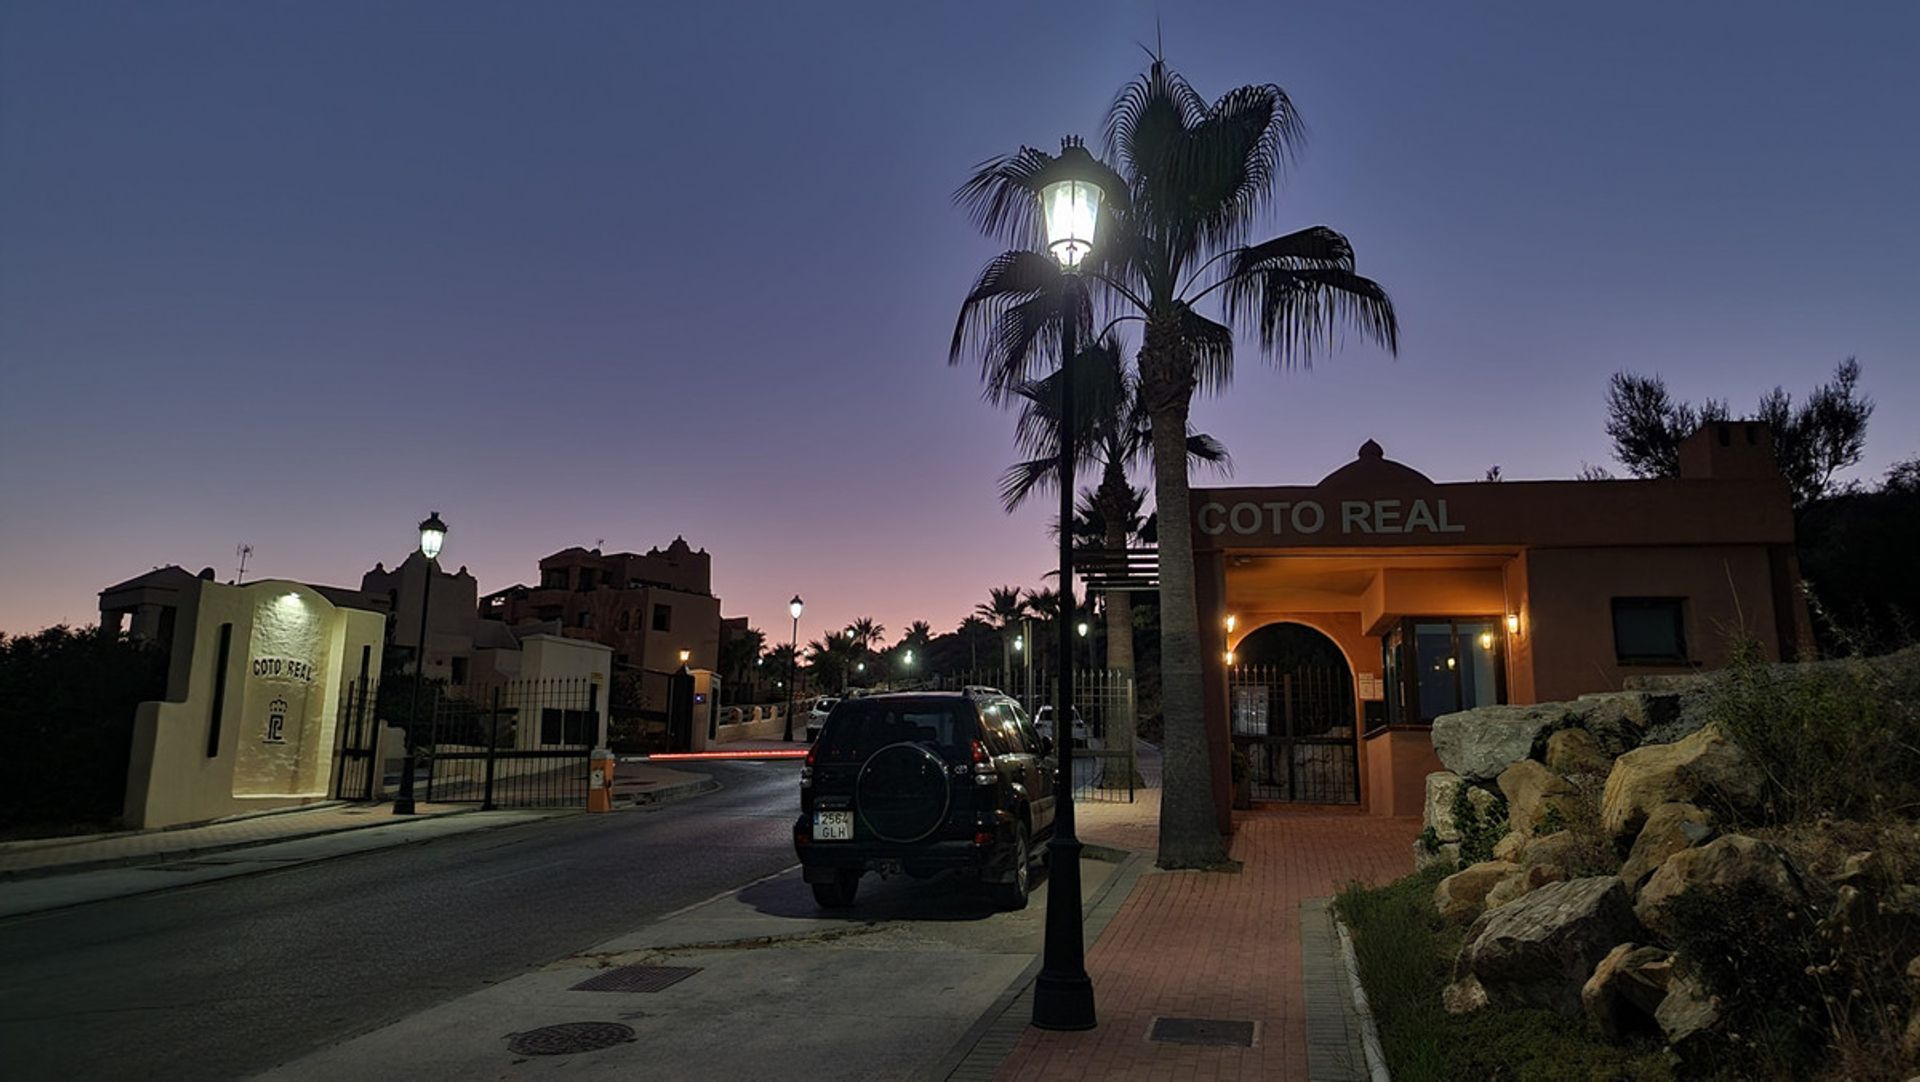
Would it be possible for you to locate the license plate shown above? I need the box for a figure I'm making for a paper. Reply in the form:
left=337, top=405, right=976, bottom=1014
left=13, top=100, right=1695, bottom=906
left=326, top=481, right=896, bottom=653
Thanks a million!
left=814, top=810, right=853, bottom=841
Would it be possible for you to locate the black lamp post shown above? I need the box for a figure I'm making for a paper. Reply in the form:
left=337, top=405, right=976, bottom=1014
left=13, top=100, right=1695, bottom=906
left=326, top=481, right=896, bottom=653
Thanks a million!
left=393, top=511, right=447, bottom=816
left=1031, top=136, right=1104, bottom=1032
left=782, top=595, right=803, bottom=741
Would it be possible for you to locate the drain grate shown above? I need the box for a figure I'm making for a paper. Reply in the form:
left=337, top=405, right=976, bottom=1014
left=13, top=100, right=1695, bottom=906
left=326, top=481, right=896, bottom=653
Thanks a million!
left=505, top=1021, right=636, bottom=1056
left=1148, top=1017, right=1259, bottom=1047
left=570, top=964, right=702, bottom=993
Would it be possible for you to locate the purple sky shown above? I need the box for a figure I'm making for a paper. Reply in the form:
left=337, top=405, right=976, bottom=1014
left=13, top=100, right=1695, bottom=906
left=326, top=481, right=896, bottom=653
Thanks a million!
left=3, top=2, right=1916, bottom=643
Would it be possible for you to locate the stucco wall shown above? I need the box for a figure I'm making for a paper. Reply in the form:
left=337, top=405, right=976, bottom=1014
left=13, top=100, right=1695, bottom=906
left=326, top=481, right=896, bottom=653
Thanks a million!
left=123, top=579, right=386, bottom=829
left=1525, top=544, right=1780, bottom=703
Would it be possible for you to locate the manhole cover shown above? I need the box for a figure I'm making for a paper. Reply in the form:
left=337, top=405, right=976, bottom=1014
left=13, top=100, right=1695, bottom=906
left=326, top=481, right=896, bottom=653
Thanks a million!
left=571, top=964, right=702, bottom=993
left=505, top=1021, right=636, bottom=1056
left=1147, top=1017, right=1258, bottom=1047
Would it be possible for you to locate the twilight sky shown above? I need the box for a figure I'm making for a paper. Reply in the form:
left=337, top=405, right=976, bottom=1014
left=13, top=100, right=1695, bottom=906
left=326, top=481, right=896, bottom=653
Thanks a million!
left=3, top=1, right=1916, bottom=643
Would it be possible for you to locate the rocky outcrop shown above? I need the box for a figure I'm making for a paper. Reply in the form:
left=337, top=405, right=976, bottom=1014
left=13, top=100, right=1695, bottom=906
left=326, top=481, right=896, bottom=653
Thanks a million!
left=1435, top=861, right=1519, bottom=924
left=1485, top=863, right=1567, bottom=911
left=1432, top=705, right=1565, bottom=782
left=1635, top=834, right=1806, bottom=939
left=1581, top=943, right=1672, bottom=1040
left=1449, top=876, right=1641, bottom=1015
left=1498, top=759, right=1578, bottom=836
left=1544, top=727, right=1612, bottom=776
left=1494, top=831, right=1526, bottom=863
left=1619, top=802, right=1714, bottom=891
left=1567, top=692, right=1668, bottom=755
left=1600, top=724, right=1765, bottom=841
left=1414, top=839, right=1461, bottom=871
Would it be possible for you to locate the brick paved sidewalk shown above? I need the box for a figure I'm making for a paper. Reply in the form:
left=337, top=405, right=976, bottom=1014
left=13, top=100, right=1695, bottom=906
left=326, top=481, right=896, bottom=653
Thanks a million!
left=994, top=808, right=1419, bottom=1081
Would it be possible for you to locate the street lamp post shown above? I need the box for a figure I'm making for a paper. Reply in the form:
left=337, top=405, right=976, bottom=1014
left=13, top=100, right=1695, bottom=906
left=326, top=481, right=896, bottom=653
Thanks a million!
left=393, top=511, right=447, bottom=816
left=1032, top=137, right=1104, bottom=1032
left=782, top=595, right=803, bottom=741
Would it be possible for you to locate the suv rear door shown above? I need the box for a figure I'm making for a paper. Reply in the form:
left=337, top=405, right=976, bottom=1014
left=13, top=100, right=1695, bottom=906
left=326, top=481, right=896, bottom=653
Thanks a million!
left=808, top=697, right=982, bottom=843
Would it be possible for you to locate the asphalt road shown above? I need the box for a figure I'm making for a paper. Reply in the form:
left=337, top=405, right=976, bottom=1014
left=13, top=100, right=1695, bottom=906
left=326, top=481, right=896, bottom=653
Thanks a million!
left=0, top=760, right=803, bottom=1081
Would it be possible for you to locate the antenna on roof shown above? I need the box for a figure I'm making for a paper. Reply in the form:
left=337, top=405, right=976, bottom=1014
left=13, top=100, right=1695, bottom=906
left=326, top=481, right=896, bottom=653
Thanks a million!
left=234, top=543, right=253, bottom=585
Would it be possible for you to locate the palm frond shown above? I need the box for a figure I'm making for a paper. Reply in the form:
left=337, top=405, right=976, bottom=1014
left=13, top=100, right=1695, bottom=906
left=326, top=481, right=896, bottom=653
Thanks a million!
left=1186, top=432, right=1232, bottom=475
left=1179, top=303, right=1236, bottom=394
left=1223, top=264, right=1398, bottom=368
left=953, top=146, right=1051, bottom=246
left=998, top=455, right=1058, bottom=512
left=950, top=249, right=1068, bottom=404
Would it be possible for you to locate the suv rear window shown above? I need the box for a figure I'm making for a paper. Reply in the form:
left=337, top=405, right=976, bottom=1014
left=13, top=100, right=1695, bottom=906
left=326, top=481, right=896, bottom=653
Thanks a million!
left=816, top=698, right=977, bottom=758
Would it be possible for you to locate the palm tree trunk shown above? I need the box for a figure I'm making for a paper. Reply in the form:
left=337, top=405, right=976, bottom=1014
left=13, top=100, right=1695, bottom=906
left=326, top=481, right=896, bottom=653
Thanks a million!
left=1145, top=354, right=1227, bottom=868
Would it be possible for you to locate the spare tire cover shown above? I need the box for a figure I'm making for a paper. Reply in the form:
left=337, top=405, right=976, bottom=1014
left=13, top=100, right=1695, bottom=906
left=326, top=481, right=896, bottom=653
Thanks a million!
left=856, top=742, right=952, bottom=843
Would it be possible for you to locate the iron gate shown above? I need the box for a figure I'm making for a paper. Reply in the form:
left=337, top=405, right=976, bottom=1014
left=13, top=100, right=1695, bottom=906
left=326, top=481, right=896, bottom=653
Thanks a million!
left=1228, top=663, right=1358, bottom=803
left=333, top=676, right=596, bottom=808
left=332, top=676, right=378, bottom=801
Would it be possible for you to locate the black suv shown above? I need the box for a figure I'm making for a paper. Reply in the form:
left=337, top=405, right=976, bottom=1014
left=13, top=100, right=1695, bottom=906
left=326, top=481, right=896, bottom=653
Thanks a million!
left=794, top=692, right=1056, bottom=910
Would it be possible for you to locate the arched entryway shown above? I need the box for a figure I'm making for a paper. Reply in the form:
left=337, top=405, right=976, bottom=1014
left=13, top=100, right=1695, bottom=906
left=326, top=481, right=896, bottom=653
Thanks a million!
left=1229, top=622, right=1359, bottom=803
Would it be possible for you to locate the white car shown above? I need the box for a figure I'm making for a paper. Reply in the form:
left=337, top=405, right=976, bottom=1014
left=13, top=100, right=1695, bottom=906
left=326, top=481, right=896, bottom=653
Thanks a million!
left=1034, top=705, right=1094, bottom=748
left=805, top=698, right=840, bottom=741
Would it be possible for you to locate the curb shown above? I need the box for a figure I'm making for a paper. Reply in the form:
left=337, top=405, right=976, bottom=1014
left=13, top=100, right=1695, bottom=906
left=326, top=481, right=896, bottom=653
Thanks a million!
left=928, top=845, right=1153, bottom=1081
left=0, top=809, right=575, bottom=921
left=0, top=799, right=353, bottom=856
left=617, top=777, right=721, bottom=807
left=1334, top=912, right=1392, bottom=1082
left=0, top=805, right=484, bottom=882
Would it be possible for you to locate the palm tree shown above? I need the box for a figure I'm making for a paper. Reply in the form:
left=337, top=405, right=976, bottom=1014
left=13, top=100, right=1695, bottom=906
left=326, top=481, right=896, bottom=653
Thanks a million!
left=846, top=617, right=886, bottom=652
left=807, top=636, right=859, bottom=694
left=1001, top=338, right=1228, bottom=696
left=954, top=615, right=994, bottom=671
left=953, top=58, right=1397, bottom=868
left=974, top=586, right=1028, bottom=678
left=718, top=626, right=766, bottom=701
left=765, top=642, right=800, bottom=694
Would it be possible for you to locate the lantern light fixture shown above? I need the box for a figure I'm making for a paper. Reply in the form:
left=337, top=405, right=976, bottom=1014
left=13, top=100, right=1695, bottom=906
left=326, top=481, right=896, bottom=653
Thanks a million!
left=1505, top=612, right=1521, bottom=635
left=418, top=511, right=448, bottom=560
left=1037, top=138, right=1104, bottom=270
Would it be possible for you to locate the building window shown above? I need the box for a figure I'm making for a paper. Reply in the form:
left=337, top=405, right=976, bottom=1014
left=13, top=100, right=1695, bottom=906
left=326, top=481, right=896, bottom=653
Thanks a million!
left=1382, top=617, right=1506, bottom=727
left=541, top=569, right=566, bottom=589
left=449, top=657, right=469, bottom=685
left=578, top=569, right=596, bottom=592
left=577, top=611, right=593, bottom=629
left=620, top=611, right=631, bottom=631
left=652, top=604, right=672, bottom=632
left=1612, top=598, right=1688, bottom=664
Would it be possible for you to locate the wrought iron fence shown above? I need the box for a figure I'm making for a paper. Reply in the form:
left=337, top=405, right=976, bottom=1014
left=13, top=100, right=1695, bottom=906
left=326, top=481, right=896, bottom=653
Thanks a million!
left=927, top=668, right=1144, bottom=803
left=332, top=676, right=378, bottom=801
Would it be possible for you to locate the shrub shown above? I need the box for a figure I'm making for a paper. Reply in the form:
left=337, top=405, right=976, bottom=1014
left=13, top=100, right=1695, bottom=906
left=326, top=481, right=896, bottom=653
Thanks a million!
left=1706, top=640, right=1920, bottom=825
left=0, top=625, right=167, bottom=833
left=1452, top=782, right=1508, bottom=866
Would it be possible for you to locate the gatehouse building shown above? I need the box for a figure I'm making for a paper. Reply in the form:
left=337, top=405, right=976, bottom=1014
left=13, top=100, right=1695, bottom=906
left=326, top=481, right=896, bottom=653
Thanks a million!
left=1189, top=422, right=1810, bottom=828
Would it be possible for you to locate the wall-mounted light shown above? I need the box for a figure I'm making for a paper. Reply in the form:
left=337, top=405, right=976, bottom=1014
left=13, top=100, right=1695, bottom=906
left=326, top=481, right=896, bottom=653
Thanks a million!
left=678, top=649, right=691, bottom=665
left=1478, top=631, right=1494, bottom=651
left=1505, top=612, right=1521, bottom=635
left=1224, top=650, right=1236, bottom=665
left=1224, top=614, right=1237, bottom=634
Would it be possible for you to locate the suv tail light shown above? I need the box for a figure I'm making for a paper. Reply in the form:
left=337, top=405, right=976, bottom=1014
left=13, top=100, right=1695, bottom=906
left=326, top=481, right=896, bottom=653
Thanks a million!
left=800, top=744, right=816, bottom=788
left=970, top=740, right=995, bottom=786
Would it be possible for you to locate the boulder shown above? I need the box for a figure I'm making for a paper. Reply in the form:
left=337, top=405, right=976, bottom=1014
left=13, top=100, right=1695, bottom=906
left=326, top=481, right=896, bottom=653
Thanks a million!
left=1441, top=973, right=1489, bottom=1014
left=1635, top=834, right=1806, bottom=939
left=1619, top=802, right=1714, bottom=891
left=1423, top=771, right=1498, bottom=842
left=1485, top=863, right=1566, bottom=911
left=1499, top=759, right=1579, bottom=836
left=1654, top=971, right=1722, bottom=1052
left=1493, top=831, right=1527, bottom=863
left=1432, top=705, right=1566, bottom=781
left=1581, top=943, right=1673, bottom=1040
left=1600, top=724, right=1765, bottom=841
left=1569, top=691, right=1674, bottom=754
left=1544, top=727, right=1613, bottom=777
left=1453, top=876, right=1641, bottom=1015
left=1836, top=850, right=1891, bottom=892
left=1525, top=830, right=1589, bottom=873
left=1435, top=861, right=1520, bottom=924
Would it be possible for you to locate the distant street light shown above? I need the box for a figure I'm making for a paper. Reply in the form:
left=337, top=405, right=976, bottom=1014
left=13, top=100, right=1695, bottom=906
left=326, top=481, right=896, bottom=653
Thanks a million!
left=394, top=511, right=448, bottom=816
left=782, top=595, right=803, bottom=742
left=678, top=649, right=692, bottom=666
left=1032, top=136, right=1105, bottom=1033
